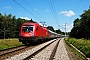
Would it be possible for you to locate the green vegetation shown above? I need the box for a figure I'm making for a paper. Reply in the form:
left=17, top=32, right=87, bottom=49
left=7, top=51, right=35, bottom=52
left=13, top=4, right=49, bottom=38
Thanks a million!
left=70, top=8, right=90, bottom=39
left=65, top=37, right=90, bottom=58
left=0, top=13, right=31, bottom=39
left=0, top=39, right=23, bottom=50
left=65, top=37, right=86, bottom=60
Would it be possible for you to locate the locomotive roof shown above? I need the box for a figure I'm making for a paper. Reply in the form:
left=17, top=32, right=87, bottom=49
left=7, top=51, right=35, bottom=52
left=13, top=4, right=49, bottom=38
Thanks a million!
left=22, top=22, right=38, bottom=25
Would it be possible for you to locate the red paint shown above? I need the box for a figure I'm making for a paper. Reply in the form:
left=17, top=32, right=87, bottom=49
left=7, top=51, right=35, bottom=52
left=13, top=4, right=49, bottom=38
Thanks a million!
left=20, top=22, right=49, bottom=38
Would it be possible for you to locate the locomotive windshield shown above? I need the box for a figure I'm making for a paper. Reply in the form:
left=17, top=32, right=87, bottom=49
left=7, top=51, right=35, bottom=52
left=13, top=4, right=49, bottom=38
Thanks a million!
left=22, top=25, right=34, bottom=32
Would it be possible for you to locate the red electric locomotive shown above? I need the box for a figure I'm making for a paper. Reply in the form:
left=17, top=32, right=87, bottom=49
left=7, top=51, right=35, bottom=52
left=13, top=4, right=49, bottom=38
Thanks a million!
left=19, top=22, right=62, bottom=45
left=19, top=22, right=49, bottom=45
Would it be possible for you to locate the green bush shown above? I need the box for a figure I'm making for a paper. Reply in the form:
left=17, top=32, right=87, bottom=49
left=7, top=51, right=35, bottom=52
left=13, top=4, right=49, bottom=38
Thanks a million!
left=65, top=37, right=90, bottom=57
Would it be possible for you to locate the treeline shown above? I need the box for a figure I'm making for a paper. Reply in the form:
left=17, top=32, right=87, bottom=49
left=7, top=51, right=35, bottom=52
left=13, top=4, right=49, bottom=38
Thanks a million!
left=70, top=8, right=90, bottom=39
left=0, top=13, right=30, bottom=39
left=0, top=13, right=63, bottom=39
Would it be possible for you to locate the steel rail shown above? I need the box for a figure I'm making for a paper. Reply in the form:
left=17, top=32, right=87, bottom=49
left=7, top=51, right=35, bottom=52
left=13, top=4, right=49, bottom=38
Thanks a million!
left=23, top=40, right=56, bottom=60
left=49, top=39, right=60, bottom=60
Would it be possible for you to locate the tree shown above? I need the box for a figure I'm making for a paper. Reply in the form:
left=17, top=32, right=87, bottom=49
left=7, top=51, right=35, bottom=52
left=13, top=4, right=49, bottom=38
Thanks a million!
left=47, top=26, right=55, bottom=32
left=0, top=13, right=4, bottom=38
left=70, top=8, right=90, bottom=39
left=55, top=29, right=61, bottom=34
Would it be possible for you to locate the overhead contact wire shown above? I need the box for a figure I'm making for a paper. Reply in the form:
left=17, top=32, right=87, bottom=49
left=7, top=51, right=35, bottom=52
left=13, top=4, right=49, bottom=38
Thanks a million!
left=13, top=0, right=42, bottom=21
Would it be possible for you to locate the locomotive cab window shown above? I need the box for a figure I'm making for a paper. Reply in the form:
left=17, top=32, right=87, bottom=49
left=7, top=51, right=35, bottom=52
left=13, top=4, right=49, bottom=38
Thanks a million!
left=22, top=25, right=34, bottom=32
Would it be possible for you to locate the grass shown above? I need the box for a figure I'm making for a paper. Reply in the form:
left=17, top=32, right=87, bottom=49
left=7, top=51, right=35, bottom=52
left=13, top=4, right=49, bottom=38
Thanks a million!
left=65, top=37, right=87, bottom=60
left=65, top=37, right=90, bottom=58
left=0, top=38, right=23, bottom=50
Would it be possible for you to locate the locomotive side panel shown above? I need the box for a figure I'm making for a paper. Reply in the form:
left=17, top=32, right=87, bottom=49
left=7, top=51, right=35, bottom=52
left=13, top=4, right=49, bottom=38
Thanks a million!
left=34, top=25, right=49, bottom=39
left=34, top=24, right=42, bottom=39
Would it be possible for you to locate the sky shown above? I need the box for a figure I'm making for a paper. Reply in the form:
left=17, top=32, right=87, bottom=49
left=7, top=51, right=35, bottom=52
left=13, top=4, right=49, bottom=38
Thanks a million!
left=0, top=0, right=90, bottom=32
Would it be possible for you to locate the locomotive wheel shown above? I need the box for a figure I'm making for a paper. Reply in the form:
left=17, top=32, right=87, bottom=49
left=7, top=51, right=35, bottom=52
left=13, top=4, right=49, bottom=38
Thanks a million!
left=22, top=41, right=30, bottom=45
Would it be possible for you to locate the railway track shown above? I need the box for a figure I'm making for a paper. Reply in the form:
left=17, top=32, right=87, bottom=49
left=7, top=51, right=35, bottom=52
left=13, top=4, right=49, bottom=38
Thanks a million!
left=4, top=38, right=62, bottom=60
left=0, top=45, right=25, bottom=56
left=1, top=38, right=88, bottom=60
left=23, top=39, right=60, bottom=60
left=0, top=45, right=35, bottom=60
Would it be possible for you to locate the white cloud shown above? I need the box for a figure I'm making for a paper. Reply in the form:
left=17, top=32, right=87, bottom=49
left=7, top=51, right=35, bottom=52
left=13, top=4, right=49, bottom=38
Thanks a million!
left=20, top=17, right=31, bottom=20
left=66, top=26, right=73, bottom=32
left=60, top=24, right=73, bottom=32
left=59, top=10, right=75, bottom=17
left=5, top=6, right=11, bottom=9
left=66, top=25, right=70, bottom=28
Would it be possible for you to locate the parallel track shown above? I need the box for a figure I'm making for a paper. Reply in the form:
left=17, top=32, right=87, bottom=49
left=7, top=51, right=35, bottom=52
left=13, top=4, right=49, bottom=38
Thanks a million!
left=0, top=38, right=61, bottom=60
left=49, top=39, right=60, bottom=60
left=0, top=45, right=35, bottom=60
left=23, top=39, right=60, bottom=60
left=0, top=45, right=25, bottom=56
